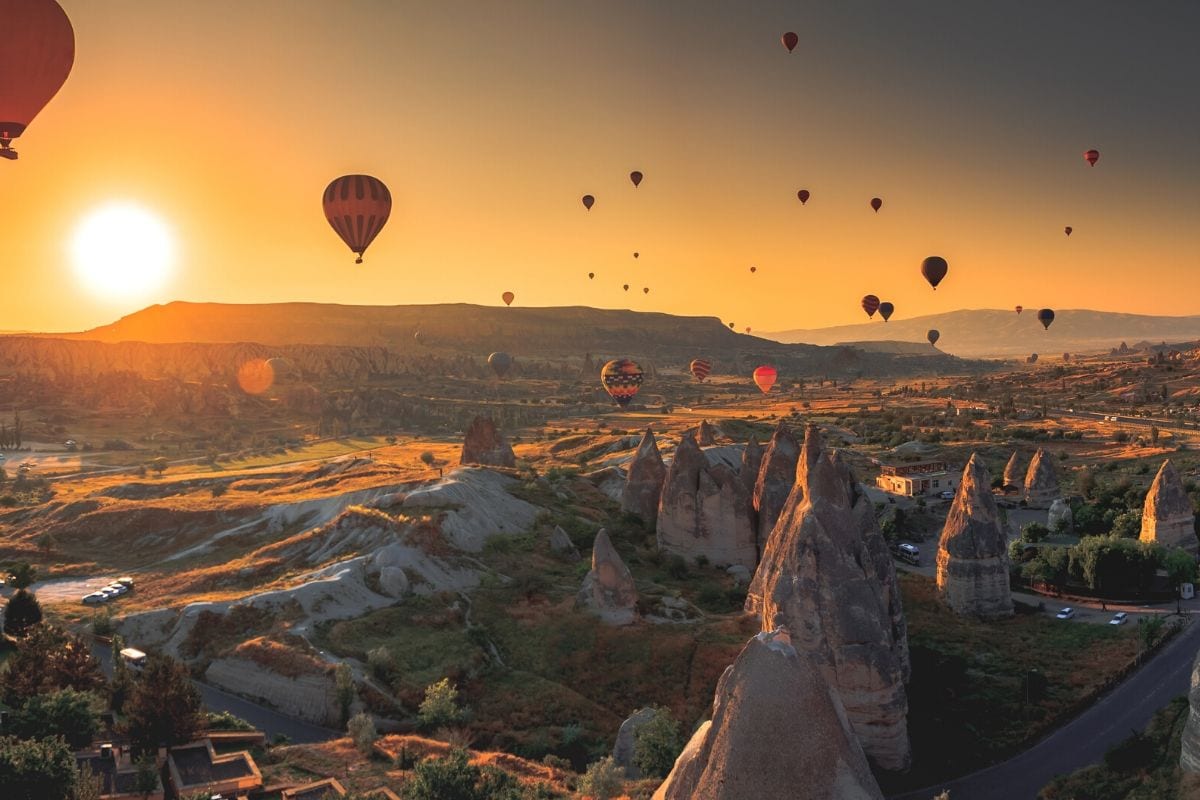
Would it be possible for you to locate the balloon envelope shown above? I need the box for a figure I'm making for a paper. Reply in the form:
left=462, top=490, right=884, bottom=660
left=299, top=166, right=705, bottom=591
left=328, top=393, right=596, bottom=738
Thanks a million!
left=753, top=365, right=778, bottom=394
left=797, top=189, right=810, bottom=205
left=749, top=266, right=756, bottom=273
left=781, top=31, right=798, bottom=52
left=689, top=358, right=712, bottom=382
left=878, top=302, right=894, bottom=322
left=921, top=256, right=948, bottom=289
left=643, top=287, right=650, bottom=294
left=870, top=197, right=882, bottom=212
left=623, top=284, right=629, bottom=291
left=502, top=291, right=514, bottom=306
left=1028, top=353, right=1039, bottom=363
left=601, top=359, right=644, bottom=407
left=1064, top=226, right=1072, bottom=236
left=1084, top=149, right=1099, bottom=166
left=323, top=175, right=392, bottom=263
left=1015, top=305, right=1023, bottom=315
left=1037, top=308, right=1055, bottom=330
left=487, top=351, right=512, bottom=378
left=582, top=194, right=594, bottom=210
left=630, top=170, right=643, bottom=188
left=0, top=0, right=75, bottom=154
left=927, top=329, right=940, bottom=346
left=861, top=294, right=880, bottom=318
left=588, top=272, right=594, bottom=279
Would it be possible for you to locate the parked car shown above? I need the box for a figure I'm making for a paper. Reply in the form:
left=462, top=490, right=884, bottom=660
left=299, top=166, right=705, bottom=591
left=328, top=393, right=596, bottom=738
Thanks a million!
left=99, top=587, right=122, bottom=600
left=1109, top=612, right=1129, bottom=626
left=939, top=490, right=955, bottom=500
left=896, top=543, right=920, bottom=565
left=105, top=584, right=129, bottom=596
left=115, top=576, right=134, bottom=589
left=82, top=592, right=107, bottom=605
left=1056, top=607, right=1075, bottom=619
left=119, top=648, right=148, bottom=671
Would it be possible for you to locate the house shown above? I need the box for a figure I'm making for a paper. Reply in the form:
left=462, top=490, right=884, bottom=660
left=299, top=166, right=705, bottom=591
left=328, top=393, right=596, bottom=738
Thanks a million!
left=74, top=743, right=164, bottom=800
left=167, top=739, right=262, bottom=798
left=875, top=460, right=958, bottom=497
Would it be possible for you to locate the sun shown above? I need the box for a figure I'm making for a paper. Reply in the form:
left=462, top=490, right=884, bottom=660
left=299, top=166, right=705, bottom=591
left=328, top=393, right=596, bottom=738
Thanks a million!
left=70, top=203, right=175, bottom=300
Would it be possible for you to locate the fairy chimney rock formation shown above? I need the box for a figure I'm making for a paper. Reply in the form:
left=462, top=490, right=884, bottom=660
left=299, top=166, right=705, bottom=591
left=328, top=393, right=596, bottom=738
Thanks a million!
left=620, top=428, right=667, bottom=524
left=459, top=416, right=516, bottom=468
left=1023, top=448, right=1060, bottom=508
left=696, top=419, right=720, bottom=446
left=739, top=436, right=763, bottom=497
left=936, top=454, right=1014, bottom=619
left=1141, top=460, right=1198, bottom=555
left=753, top=421, right=800, bottom=553
left=1002, top=451, right=1024, bottom=492
left=577, top=528, right=638, bottom=625
left=550, top=525, right=581, bottom=562
left=652, top=629, right=883, bottom=800
left=657, top=434, right=758, bottom=568
left=746, top=425, right=911, bottom=771
left=1181, top=645, right=1200, bottom=773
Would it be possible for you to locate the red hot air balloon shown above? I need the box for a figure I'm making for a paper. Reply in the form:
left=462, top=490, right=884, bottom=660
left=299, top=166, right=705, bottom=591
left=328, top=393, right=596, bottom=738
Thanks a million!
left=870, top=197, right=882, bottom=212
left=323, top=175, right=392, bottom=264
left=690, top=359, right=712, bottom=382
left=797, top=189, right=810, bottom=205
left=1063, top=352, right=1071, bottom=362
left=921, top=256, right=948, bottom=290
left=601, top=359, right=643, bottom=407
left=1015, top=305, right=1023, bottom=315
left=630, top=170, right=643, bottom=188
left=1037, top=308, right=1055, bottom=330
left=502, top=291, right=514, bottom=306
left=1064, top=226, right=1072, bottom=237
left=753, top=365, right=778, bottom=394
left=861, top=294, right=880, bottom=318
left=927, top=329, right=940, bottom=346
left=745, top=327, right=751, bottom=334
left=582, top=194, right=595, bottom=210
left=781, top=32, right=798, bottom=52
left=878, top=302, right=894, bottom=322
left=1084, top=149, right=1100, bottom=167
left=0, top=0, right=75, bottom=160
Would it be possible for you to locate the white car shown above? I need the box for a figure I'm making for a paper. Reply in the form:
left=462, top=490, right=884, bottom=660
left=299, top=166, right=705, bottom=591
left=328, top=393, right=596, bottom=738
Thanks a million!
left=1109, top=612, right=1128, bottom=626
left=105, top=584, right=129, bottom=596
left=1056, top=607, right=1075, bottom=620
left=939, top=490, right=955, bottom=500
left=82, top=592, right=107, bottom=605
left=99, top=587, right=122, bottom=600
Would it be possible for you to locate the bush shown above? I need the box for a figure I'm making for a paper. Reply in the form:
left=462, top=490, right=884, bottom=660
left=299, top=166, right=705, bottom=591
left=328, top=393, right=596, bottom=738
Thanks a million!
left=348, top=711, right=378, bottom=756
left=0, top=735, right=76, bottom=800
left=666, top=554, right=689, bottom=580
left=204, top=710, right=254, bottom=731
left=6, top=688, right=99, bottom=748
left=632, top=707, right=683, bottom=779
left=577, top=756, right=625, bottom=800
left=3, top=589, right=42, bottom=637
left=418, top=678, right=464, bottom=730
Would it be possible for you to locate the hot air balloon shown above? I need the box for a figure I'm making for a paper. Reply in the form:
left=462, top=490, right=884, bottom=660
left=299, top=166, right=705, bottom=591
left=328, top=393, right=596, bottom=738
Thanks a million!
left=870, top=197, right=882, bottom=212
left=323, top=175, right=392, bottom=263
left=633, top=252, right=639, bottom=259
left=797, top=189, right=810, bottom=205
left=1064, top=226, right=1072, bottom=237
left=728, top=322, right=735, bottom=329
left=750, top=266, right=757, bottom=273
left=488, top=351, right=512, bottom=378
left=879, top=302, right=895, bottom=322
left=745, top=327, right=752, bottom=334
left=582, top=194, right=595, bottom=210
left=1037, top=308, right=1055, bottom=330
left=623, top=284, right=630, bottom=291
left=753, top=365, right=778, bottom=394
left=601, top=359, right=644, bottom=407
left=643, top=287, right=650, bottom=294
left=1063, top=352, right=1071, bottom=362
left=265, top=357, right=291, bottom=380
left=1028, top=353, right=1039, bottom=364
left=921, top=256, right=948, bottom=290
left=1084, top=149, right=1099, bottom=167
left=690, top=359, right=712, bottom=382
left=630, top=170, right=643, bottom=188
left=1015, top=305, right=1023, bottom=315
left=861, top=294, right=880, bottom=318
left=0, top=0, right=75, bottom=161
left=588, top=272, right=594, bottom=279
left=927, top=329, right=940, bottom=346
left=502, top=291, right=514, bottom=306
left=781, top=31, right=798, bottom=52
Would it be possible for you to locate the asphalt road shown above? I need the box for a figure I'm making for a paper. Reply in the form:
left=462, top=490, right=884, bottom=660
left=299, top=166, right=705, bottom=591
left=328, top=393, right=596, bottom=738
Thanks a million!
left=891, top=615, right=1200, bottom=800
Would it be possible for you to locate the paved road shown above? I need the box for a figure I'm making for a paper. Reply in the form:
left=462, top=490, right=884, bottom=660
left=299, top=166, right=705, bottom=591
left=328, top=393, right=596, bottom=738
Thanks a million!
left=891, top=615, right=1200, bottom=800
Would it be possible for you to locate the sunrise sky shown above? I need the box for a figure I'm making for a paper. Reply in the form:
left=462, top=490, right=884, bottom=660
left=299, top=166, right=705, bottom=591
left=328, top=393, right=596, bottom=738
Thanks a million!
left=3, top=1, right=1197, bottom=334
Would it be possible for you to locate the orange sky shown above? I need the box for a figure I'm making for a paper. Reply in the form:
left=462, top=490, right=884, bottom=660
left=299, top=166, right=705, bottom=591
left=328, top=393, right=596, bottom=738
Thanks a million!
left=3, top=1, right=1197, bottom=334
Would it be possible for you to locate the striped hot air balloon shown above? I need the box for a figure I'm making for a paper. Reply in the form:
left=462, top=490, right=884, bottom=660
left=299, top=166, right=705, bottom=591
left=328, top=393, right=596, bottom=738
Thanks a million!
left=601, top=359, right=644, bottom=407
left=322, top=175, right=391, bottom=264
left=862, top=294, right=880, bottom=318
left=753, top=365, right=777, bottom=394
left=689, top=359, right=712, bottom=382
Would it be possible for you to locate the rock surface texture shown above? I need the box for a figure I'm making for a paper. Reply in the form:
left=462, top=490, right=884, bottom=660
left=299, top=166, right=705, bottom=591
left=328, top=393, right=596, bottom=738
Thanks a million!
left=1048, top=498, right=1074, bottom=533
left=577, top=528, right=638, bottom=625
left=652, top=629, right=883, bottom=800
left=1182, top=646, right=1200, bottom=773
left=1002, top=451, right=1024, bottom=492
left=935, top=454, right=1014, bottom=619
left=1023, top=448, right=1060, bottom=509
left=612, top=707, right=658, bottom=779
left=459, top=415, right=516, bottom=467
left=1141, top=460, right=1198, bottom=554
left=752, top=421, right=800, bottom=555
left=549, top=525, right=581, bottom=561
left=746, top=425, right=911, bottom=771
left=620, top=428, right=667, bottom=524
left=739, top=436, right=763, bottom=498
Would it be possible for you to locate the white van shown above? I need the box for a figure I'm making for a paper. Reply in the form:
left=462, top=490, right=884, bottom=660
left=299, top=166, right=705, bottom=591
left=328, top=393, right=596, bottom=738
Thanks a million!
left=119, top=648, right=147, bottom=671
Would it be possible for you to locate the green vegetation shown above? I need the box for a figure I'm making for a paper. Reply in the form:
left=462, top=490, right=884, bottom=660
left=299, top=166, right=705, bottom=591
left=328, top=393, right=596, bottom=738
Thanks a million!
left=577, top=756, right=626, bottom=800
left=123, top=654, right=204, bottom=752
left=401, top=748, right=559, bottom=800
left=0, top=735, right=76, bottom=800
left=633, top=707, right=684, bottom=779
left=419, top=678, right=466, bottom=730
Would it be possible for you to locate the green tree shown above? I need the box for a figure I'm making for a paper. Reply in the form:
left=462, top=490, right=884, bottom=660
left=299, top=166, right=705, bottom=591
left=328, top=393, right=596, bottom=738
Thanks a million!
left=3, top=588, right=43, bottom=637
left=418, top=678, right=464, bottom=730
left=1110, top=509, right=1143, bottom=539
left=6, top=561, right=37, bottom=589
left=1020, top=523, right=1050, bottom=544
left=1138, top=615, right=1166, bottom=652
left=402, top=748, right=480, bottom=800
left=347, top=711, right=378, bottom=757
left=632, top=707, right=683, bottom=779
left=123, top=654, right=204, bottom=753
left=7, top=688, right=100, bottom=748
left=133, top=758, right=159, bottom=799
left=1, top=625, right=104, bottom=705
left=577, top=756, right=625, bottom=800
left=335, top=662, right=356, bottom=726
left=149, top=457, right=168, bottom=477
left=72, top=764, right=105, bottom=800
left=0, top=735, right=76, bottom=800
left=1162, top=548, right=1197, bottom=613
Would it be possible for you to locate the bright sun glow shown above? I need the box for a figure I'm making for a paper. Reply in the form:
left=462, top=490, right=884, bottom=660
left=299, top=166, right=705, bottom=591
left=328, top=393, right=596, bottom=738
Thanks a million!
left=70, top=203, right=174, bottom=300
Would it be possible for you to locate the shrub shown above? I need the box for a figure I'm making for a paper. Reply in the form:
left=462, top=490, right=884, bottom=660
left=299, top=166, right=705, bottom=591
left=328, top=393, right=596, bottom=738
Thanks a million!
left=418, top=678, right=464, bottom=729
left=632, top=707, right=683, bottom=779
left=3, top=589, right=43, bottom=637
left=577, top=756, right=625, bottom=800
left=348, top=711, right=378, bottom=756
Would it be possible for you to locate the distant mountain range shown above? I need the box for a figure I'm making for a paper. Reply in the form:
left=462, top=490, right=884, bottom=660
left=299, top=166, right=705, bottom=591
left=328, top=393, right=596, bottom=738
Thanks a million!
left=767, top=309, right=1200, bottom=358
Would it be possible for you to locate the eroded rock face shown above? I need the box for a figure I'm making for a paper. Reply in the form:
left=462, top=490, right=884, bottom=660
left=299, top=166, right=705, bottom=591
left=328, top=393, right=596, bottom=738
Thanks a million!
left=1181, top=646, right=1200, bottom=773
left=695, top=420, right=720, bottom=446
left=652, top=629, right=883, bottom=800
left=621, top=428, right=667, bottom=524
left=577, top=528, right=638, bottom=625
left=936, top=454, right=1014, bottom=620
left=550, top=525, right=581, bottom=561
left=613, top=707, right=658, bottom=779
left=657, top=435, right=757, bottom=568
left=1048, top=498, right=1074, bottom=533
left=459, top=416, right=516, bottom=467
left=1002, top=451, right=1024, bottom=492
left=746, top=426, right=911, bottom=771
left=1023, top=448, right=1060, bottom=509
left=753, top=422, right=800, bottom=555
left=739, top=436, right=763, bottom=498
left=1141, top=460, right=1198, bottom=555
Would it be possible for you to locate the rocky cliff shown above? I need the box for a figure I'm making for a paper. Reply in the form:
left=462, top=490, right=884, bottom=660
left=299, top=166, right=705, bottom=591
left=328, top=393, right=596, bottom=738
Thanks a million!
left=1140, top=460, right=1198, bottom=555
left=1182, top=645, right=1200, bottom=773
left=935, top=454, right=1014, bottom=619
left=752, top=421, right=800, bottom=556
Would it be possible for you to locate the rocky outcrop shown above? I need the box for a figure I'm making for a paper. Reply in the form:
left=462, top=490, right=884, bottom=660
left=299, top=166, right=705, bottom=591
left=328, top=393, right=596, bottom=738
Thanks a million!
left=1002, top=451, right=1023, bottom=492
left=459, top=416, right=516, bottom=467
left=656, top=435, right=758, bottom=568
left=652, top=629, right=883, bottom=800
left=1023, top=448, right=1060, bottom=508
left=1048, top=498, right=1074, bottom=533
left=1182, top=646, right=1200, bottom=773
left=747, top=426, right=911, bottom=771
left=613, top=707, right=658, bottom=779
left=753, top=422, right=800, bottom=554
left=936, top=454, right=1014, bottom=619
left=577, top=529, right=638, bottom=626
left=689, top=420, right=720, bottom=446
left=550, top=525, right=581, bottom=561
left=1141, top=460, right=1198, bottom=554
left=738, top=436, right=763, bottom=497
left=620, top=428, right=667, bottom=524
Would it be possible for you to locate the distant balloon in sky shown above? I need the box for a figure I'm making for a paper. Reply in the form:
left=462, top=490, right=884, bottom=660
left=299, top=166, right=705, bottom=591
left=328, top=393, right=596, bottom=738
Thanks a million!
left=1015, top=305, right=1023, bottom=315
left=237, top=359, right=275, bottom=396
left=582, top=194, right=594, bottom=210
left=745, top=326, right=751, bottom=334
left=630, top=170, right=643, bottom=188
left=601, top=358, right=643, bottom=407
left=1064, top=226, right=1072, bottom=237
left=1037, top=308, right=1055, bottom=330
left=488, top=351, right=512, bottom=378
left=927, top=329, right=940, bottom=346
left=323, top=175, right=392, bottom=264
left=643, top=287, right=650, bottom=294
left=729, top=322, right=735, bottom=329
left=0, top=0, right=75, bottom=161
left=753, top=365, right=777, bottom=394
left=921, top=256, right=948, bottom=290
left=1028, top=353, right=1039, bottom=363
left=633, top=252, right=639, bottom=259
left=750, top=266, right=757, bottom=273
left=689, top=359, right=712, bottom=382
left=797, top=189, right=810, bottom=205
left=623, top=284, right=630, bottom=291
left=413, top=330, right=424, bottom=344
left=781, top=32, right=798, bottom=52
left=870, top=197, right=883, bottom=213
left=502, top=291, right=514, bottom=306
left=878, top=302, right=894, bottom=322
left=588, top=272, right=594, bottom=279
left=861, top=294, right=880, bottom=318
left=1084, top=149, right=1100, bottom=167
left=265, top=357, right=291, bottom=381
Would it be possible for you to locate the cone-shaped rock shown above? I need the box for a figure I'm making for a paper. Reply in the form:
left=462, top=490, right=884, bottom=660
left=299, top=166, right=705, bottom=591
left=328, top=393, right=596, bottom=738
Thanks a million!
left=739, top=436, right=763, bottom=498
left=746, top=426, right=911, bottom=771
left=1141, top=460, right=1198, bottom=555
left=696, top=419, right=720, bottom=446
left=1023, top=448, right=1060, bottom=508
left=936, top=454, right=1014, bottom=619
left=620, top=428, right=667, bottom=524
left=657, top=435, right=757, bottom=568
left=550, top=525, right=581, bottom=561
left=753, top=421, right=800, bottom=555
left=652, top=629, right=883, bottom=800
left=576, top=528, right=637, bottom=625
left=459, top=416, right=516, bottom=467
left=1182, top=646, right=1200, bottom=773
left=1002, top=451, right=1024, bottom=492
